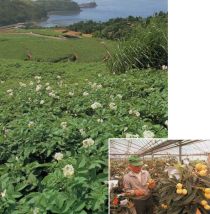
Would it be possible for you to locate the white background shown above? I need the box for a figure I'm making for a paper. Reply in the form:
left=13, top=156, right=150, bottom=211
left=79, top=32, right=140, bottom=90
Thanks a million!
left=169, top=0, right=210, bottom=139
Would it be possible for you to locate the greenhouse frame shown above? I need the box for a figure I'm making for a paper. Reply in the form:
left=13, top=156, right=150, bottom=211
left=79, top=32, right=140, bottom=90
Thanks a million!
left=109, top=139, right=210, bottom=162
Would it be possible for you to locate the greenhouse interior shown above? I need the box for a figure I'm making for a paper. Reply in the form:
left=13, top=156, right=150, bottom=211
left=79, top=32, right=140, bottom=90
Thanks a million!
left=109, top=139, right=210, bottom=214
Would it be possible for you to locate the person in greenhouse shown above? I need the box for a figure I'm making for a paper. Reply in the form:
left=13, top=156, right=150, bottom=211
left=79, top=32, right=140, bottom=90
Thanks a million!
left=123, top=155, right=156, bottom=214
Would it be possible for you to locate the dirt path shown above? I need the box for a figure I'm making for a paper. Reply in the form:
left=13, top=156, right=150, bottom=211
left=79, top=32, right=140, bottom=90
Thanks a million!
left=0, top=31, right=67, bottom=40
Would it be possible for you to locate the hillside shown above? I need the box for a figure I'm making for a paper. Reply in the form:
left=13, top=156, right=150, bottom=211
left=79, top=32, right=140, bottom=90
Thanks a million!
left=0, top=0, right=80, bottom=26
left=0, top=28, right=167, bottom=213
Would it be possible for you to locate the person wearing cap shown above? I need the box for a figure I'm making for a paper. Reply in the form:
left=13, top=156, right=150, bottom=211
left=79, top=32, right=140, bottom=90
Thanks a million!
left=123, top=155, right=156, bottom=214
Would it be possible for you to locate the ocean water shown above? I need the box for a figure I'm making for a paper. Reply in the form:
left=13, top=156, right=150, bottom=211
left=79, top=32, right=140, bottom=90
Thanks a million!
left=39, top=0, right=168, bottom=27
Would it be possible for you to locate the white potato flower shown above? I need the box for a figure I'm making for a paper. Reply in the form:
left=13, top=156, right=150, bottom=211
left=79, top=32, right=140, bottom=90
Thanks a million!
left=34, top=76, right=41, bottom=80
left=28, top=121, right=35, bottom=128
left=91, top=102, right=102, bottom=109
left=97, top=119, right=103, bottom=123
left=69, top=92, right=74, bottom=97
left=116, top=94, right=123, bottom=99
left=1, top=80, right=5, bottom=84
left=83, top=92, right=89, bottom=96
left=60, top=122, right=67, bottom=129
left=45, top=82, right=50, bottom=86
left=91, top=83, right=102, bottom=90
left=82, top=138, right=95, bottom=148
left=46, top=86, right=52, bottom=91
left=133, top=110, right=140, bottom=117
left=54, top=152, right=64, bottom=161
left=57, top=75, right=61, bottom=79
left=36, top=84, right=42, bottom=92
left=125, top=133, right=140, bottom=138
left=7, top=89, right=13, bottom=93
left=40, top=100, right=45, bottom=105
left=63, top=164, right=74, bottom=177
left=49, top=91, right=56, bottom=98
left=19, top=82, right=26, bottom=87
left=29, top=81, right=34, bottom=86
left=33, top=208, right=40, bottom=214
left=0, top=189, right=6, bottom=198
left=143, top=130, right=155, bottom=138
left=129, top=110, right=133, bottom=115
left=162, top=65, right=168, bottom=70
left=165, top=120, right=168, bottom=127
left=8, top=92, right=13, bottom=96
left=79, top=129, right=86, bottom=137
left=109, top=103, right=117, bottom=110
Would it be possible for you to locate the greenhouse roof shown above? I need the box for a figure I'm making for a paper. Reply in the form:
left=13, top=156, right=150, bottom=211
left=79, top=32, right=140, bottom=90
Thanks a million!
left=109, top=139, right=210, bottom=160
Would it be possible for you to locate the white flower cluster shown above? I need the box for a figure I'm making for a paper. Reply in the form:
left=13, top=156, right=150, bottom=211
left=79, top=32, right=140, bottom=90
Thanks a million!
left=40, top=100, right=45, bottom=105
left=129, top=109, right=140, bottom=117
left=143, top=130, right=155, bottom=138
left=165, top=120, right=168, bottom=127
left=0, top=80, right=5, bottom=84
left=63, top=164, right=74, bottom=177
left=109, top=102, right=117, bottom=110
left=91, top=102, right=102, bottom=109
left=54, top=152, right=64, bottom=161
left=46, top=86, right=52, bottom=91
left=116, top=94, right=123, bottom=99
left=34, top=76, right=41, bottom=81
left=79, top=129, right=86, bottom=137
left=97, top=119, right=103, bottom=123
left=60, top=122, right=67, bottom=129
left=91, top=83, right=102, bottom=90
left=0, top=189, right=6, bottom=198
left=36, top=84, right=42, bottom=92
left=125, top=133, right=140, bottom=138
left=82, top=138, right=95, bottom=148
left=33, top=208, right=40, bottom=214
left=69, top=92, right=74, bottom=97
left=162, top=65, right=168, bottom=70
left=29, top=81, right=34, bottom=86
left=49, top=90, right=59, bottom=99
left=6, top=89, right=13, bottom=96
left=28, top=121, right=35, bottom=128
left=83, top=92, right=89, bottom=96
left=19, top=82, right=26, bottom=87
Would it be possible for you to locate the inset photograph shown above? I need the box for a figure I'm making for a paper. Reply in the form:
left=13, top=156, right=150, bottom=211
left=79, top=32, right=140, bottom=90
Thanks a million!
left=109, top=139, right=210, bottom=214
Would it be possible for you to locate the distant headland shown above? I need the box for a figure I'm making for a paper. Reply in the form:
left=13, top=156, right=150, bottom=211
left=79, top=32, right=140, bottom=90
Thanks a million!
left=79, top=2, right=97, bottom=9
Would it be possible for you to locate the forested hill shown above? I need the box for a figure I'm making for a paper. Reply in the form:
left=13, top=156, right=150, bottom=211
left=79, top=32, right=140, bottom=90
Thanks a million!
left=0, top=0, right=80, bottom=26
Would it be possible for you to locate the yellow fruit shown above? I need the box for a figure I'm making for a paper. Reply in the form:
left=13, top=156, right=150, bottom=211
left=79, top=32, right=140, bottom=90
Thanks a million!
left=176, top=189, right=183, bottom=194
left=161, top=204, right=168, bottom=209
left=176, top=183, right=183, bottom=189
left=205, top=193, right=210, bottom=199
left=204, top=204, right=210, bottom=210
left=196, top=163, right=204, bottom=171
left=201, top=165, right=208, bottom=171
left=199, top=170, right=208, bottom=176
left=205, top=188, right=210, bottom=194
left=201, top=200, right=208, bottom=206
left=182, top=189, right=188, bottom=195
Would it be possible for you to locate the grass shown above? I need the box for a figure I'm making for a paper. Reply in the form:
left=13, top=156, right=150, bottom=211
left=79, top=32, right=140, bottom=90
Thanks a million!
left=0, top=33, right=116, bottom=63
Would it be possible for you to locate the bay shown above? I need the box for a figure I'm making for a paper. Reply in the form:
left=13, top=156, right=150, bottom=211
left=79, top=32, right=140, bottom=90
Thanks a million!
left=39, top=0, right=168, bottom=27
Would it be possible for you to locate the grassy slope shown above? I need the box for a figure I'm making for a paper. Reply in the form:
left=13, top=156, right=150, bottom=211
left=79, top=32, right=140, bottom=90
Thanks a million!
left=0, top=34, right=115, bottom=63
left=0, top=30, right=167, bottom=213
